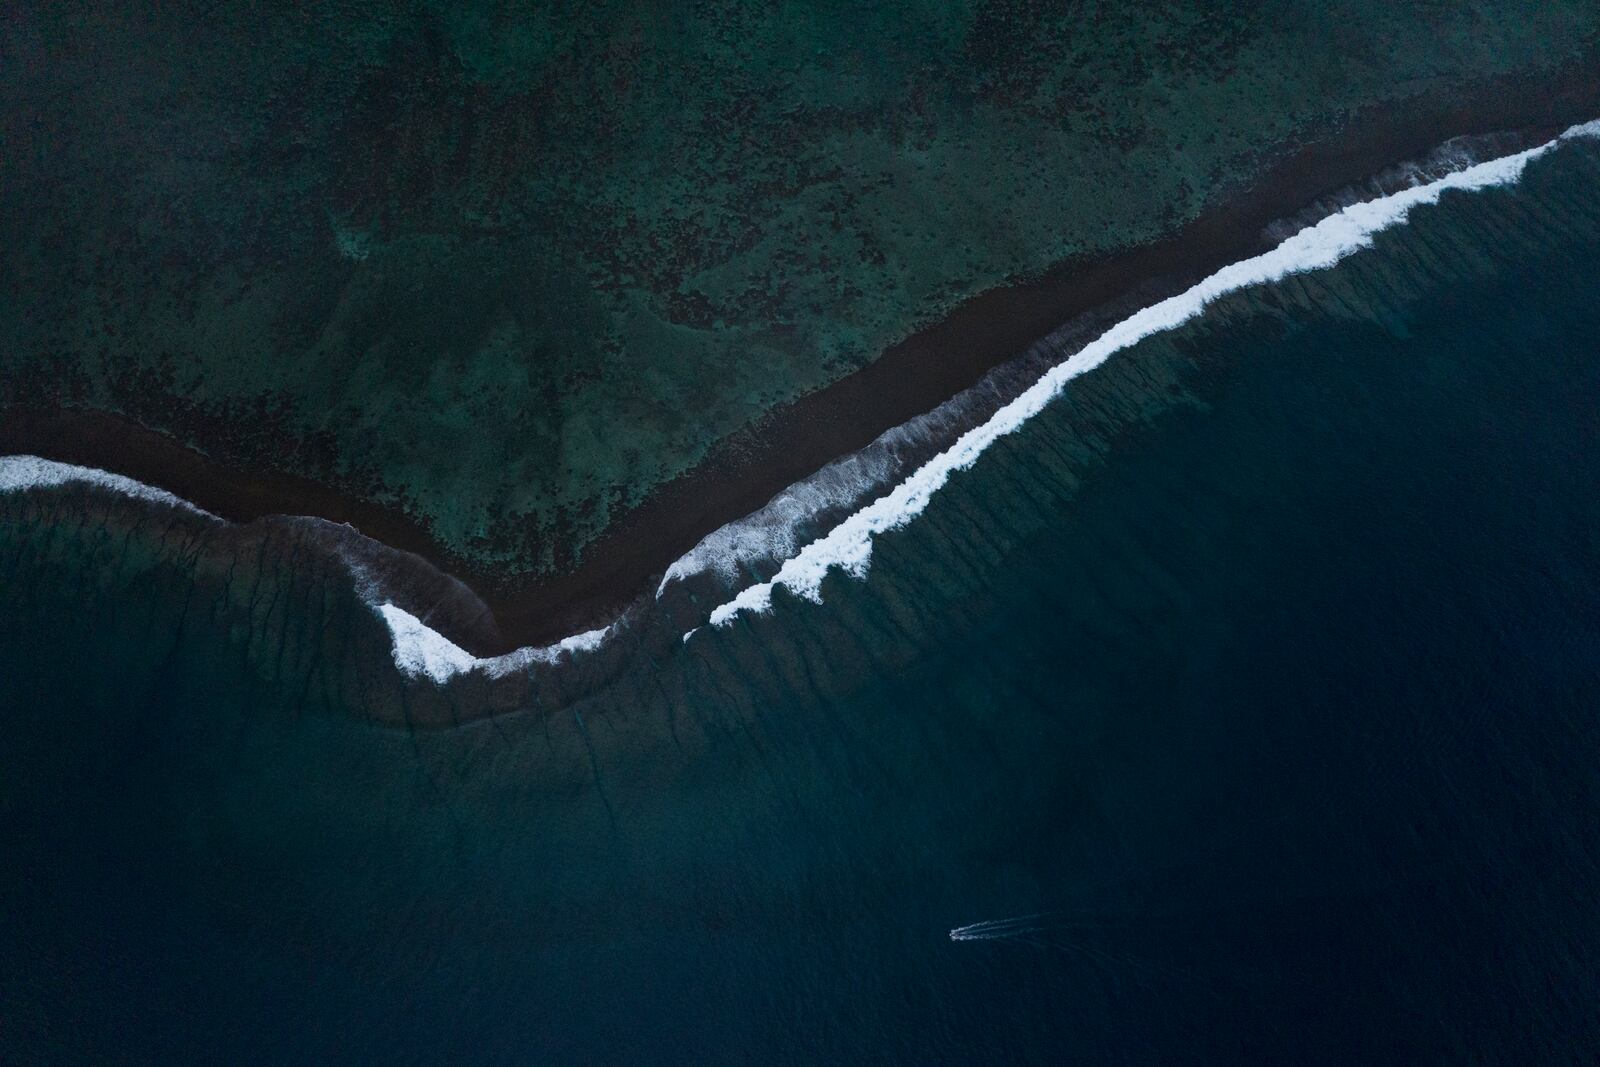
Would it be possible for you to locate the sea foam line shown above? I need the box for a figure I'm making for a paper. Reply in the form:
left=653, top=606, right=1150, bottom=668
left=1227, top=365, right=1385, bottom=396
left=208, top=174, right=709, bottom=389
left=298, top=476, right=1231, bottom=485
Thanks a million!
left=705, top=120, right=1600, bottom=629
left=0, top=453, right=606, bottom=685
left=0, top=454, right=221, bottom=521
left=337, top=543, right=613, bottom=685
left=375, top=602, right=610, bottom=685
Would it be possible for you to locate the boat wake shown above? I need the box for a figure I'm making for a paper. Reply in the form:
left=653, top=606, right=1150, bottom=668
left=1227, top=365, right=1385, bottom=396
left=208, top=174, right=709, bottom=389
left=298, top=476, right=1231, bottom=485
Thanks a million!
left=949, top=910, right=1215, bottom=989
left=949, top=913, right=1053, bottom=941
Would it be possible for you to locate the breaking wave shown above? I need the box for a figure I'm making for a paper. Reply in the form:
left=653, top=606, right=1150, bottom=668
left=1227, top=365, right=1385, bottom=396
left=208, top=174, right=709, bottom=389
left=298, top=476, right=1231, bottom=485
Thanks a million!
left=0, top=454, right=610, bottom=685
left=700, top=120, right=1600, bottom=630
left=375, top=602, right=610, bottom=684
left=0, top=455, right=220, bottom=520
left=6, top=121, right=1596, bottom=683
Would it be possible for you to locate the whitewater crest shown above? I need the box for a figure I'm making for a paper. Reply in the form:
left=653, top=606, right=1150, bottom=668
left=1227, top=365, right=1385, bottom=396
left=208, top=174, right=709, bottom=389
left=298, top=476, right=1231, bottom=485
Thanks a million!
left=699, top=119, right=1600, bottom=630
left=0, top=455, right=221, bottom=521
left=657, top=361, right=1029, bottom=597
left=0, top=453, right=610, bottom=686
left=375, top=602, right=610, bottom=685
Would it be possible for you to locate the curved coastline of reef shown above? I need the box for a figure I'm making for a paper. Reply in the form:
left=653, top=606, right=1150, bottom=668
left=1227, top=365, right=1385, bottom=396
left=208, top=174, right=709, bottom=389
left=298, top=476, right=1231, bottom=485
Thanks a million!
left=6, top=54, right=1600, bottom=659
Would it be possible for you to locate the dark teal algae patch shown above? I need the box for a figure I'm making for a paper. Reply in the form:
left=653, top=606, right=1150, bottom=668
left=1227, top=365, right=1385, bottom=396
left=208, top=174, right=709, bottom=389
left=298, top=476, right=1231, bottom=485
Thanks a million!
left=4, top=2, right=1600, bottom=608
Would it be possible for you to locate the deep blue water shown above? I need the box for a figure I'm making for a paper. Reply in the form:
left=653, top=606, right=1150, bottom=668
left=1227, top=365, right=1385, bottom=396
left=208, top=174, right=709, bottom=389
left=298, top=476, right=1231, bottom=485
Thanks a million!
left=4, top=140, right=1600, bottom=1063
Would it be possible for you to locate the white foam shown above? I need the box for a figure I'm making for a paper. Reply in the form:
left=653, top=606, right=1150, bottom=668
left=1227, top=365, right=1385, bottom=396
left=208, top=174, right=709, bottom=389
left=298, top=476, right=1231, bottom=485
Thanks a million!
left=659, top=344, right=1039, bottom=596
left=0, top=454, right=614, bottom=685
left=0, top=454, right=220, bottom=520
left=377, top=600, right=612, bottom=684
left=707, top=121, right=1600, bottom=628
left=377, top=602, right=480, bottom=683
left=658, top=444, right=900, bottom=594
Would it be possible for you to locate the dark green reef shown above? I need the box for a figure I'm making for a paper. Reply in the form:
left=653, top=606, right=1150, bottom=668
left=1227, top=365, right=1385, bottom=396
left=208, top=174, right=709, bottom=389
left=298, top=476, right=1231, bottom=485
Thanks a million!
left=5, top=1, right=1600, bottom=621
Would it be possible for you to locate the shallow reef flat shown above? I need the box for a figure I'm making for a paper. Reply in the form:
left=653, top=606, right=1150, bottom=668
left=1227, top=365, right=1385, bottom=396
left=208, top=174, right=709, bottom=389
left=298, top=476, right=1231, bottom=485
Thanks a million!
left=4, top=2, right=1600, bottom=624
left=6, top=132, right=1600, bottom=716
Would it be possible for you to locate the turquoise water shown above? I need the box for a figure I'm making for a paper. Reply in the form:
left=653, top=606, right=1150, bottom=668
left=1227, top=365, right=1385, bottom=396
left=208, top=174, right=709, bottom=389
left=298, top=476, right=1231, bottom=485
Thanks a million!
left=4, top=138, right=1600, bottom=1062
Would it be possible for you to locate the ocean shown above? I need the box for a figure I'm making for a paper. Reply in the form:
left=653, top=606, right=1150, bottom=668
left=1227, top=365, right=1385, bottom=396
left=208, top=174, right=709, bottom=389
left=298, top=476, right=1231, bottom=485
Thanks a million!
left=4, top=130, right=1600, bottom=1062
